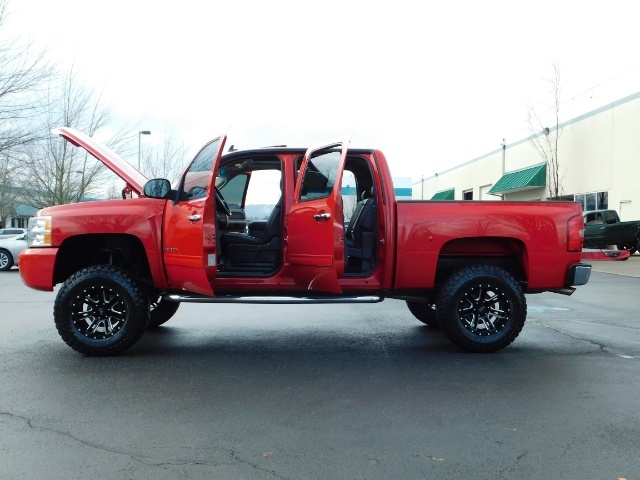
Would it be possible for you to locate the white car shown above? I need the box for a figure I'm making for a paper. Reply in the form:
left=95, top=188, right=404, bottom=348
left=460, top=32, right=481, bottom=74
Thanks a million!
left=0, top=228, right=27, bottom=238
left=0, top=232, right=27, bottom=271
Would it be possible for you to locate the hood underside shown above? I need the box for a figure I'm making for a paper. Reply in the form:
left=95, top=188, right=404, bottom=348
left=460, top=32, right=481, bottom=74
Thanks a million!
left=52, top=127, right=148, bottom=196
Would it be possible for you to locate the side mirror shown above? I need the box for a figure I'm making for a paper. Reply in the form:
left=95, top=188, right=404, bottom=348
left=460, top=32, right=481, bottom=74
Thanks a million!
left=143, top=178, right=172, bottom=199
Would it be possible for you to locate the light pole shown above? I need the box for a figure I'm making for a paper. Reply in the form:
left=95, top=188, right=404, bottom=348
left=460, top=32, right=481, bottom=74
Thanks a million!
left=138, top=130, right=151, bottom=170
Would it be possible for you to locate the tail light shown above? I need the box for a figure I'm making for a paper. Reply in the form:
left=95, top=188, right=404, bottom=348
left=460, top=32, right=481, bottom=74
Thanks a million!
left=567, top=215, right=584, bottom=252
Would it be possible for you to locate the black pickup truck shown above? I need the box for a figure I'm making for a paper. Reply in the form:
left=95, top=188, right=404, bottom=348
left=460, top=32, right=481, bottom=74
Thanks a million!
left=583, top=209, right=640, bottom=254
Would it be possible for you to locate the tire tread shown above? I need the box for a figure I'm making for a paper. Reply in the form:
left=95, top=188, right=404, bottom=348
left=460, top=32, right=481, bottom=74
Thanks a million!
left=54, top=265, right=149, bottom=356
left=436, top=265, right=526, bottom=353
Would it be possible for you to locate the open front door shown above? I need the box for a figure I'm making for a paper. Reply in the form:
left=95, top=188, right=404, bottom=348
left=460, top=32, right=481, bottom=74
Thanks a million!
left=287, top=140, right=348, bottom=294
left=163, top=135, right=226, bottom=296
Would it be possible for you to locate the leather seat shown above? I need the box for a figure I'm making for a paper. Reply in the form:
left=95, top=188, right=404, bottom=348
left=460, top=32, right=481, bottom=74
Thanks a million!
left=345, top=188, right=376, bottom=271
left=219, top=198, right=282, bottom=268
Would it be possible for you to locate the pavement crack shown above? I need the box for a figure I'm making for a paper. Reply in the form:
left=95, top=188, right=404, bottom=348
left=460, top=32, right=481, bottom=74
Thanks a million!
left=498, top=450, right=528, bottom=479
left=0, top=411, right=289, bottom=478
left=0, top=410, right=152, bottom=465
left=229, top=449, right=292, bottom=480
left=531, top=319, right=633, bottom=358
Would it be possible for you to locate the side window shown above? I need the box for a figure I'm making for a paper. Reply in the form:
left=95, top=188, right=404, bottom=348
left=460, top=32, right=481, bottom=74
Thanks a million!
left=180, top=138, right=221, bottom=201
left=246, top=170, right=282, bottom=205
left=299, top=149, right=341, bottom=202
left=604, top=211, right=617, bottom=225
left=341, top=170, right=357, bottom=221
left=219, top=174, right=248, bottom=208
left=585, top=213, right=603, bottom=225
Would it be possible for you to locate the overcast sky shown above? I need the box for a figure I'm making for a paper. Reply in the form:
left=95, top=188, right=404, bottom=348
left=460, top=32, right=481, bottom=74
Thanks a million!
left=5, top=0, right=640, bottom=181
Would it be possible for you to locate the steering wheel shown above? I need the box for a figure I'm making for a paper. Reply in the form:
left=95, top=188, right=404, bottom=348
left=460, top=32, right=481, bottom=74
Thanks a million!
left=214, top=187, right=231, bottom=216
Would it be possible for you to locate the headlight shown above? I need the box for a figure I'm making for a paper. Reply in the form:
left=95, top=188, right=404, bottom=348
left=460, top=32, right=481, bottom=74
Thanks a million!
left=28, top=216, right=52, bottom=247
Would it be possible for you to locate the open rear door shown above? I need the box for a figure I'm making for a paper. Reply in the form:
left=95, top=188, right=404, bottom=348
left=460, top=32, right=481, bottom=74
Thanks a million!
left=163, top=135, right=226, bottom=296
left=287, top=140, right=348, bottom=294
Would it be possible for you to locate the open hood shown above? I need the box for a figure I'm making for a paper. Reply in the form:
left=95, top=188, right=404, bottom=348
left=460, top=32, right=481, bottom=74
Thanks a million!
left=52, top=127, right=148, bottom=196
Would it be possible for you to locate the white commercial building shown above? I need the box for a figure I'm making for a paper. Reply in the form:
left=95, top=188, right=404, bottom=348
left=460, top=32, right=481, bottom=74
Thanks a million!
left=415, top=90, right=640, bottom=221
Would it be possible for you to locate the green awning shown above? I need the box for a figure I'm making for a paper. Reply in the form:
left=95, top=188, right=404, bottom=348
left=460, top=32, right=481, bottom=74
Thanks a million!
left=431, top=188, right=455, bottom=200
left=488, top=163, right=546, bottom=195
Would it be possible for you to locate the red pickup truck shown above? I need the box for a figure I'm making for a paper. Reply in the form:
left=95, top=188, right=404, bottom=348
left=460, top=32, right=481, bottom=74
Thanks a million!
left=19, top=127, right=591, bottom=356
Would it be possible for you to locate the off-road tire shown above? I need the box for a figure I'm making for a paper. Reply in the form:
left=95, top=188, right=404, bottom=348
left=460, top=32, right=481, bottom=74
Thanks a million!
left=54, top=265, right=149, bottom=356
left=148, top=296, right=180, bottom=328
left=0, top=249, right=13, bottom=271
left=406, top=299, right=439, bottom=328
left=436, top=265, right=526, bottom=353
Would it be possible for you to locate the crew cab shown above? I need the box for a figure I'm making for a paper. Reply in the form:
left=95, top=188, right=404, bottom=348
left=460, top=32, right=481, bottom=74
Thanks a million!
left=19, top=128, right=591, bottom=355
left=583, top=209, right=640, bottom=254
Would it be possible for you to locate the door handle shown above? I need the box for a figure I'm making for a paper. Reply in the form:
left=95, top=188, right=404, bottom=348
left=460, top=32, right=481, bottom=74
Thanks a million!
left=187, top=214, right=202, bottom=222
left=314, top=213, right=331, bottom=220
left=599, top=226, right=605, bottom=230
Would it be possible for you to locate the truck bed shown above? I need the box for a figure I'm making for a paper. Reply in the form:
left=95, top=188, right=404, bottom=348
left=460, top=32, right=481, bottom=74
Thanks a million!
left=394, top=200, right=584, bottom=292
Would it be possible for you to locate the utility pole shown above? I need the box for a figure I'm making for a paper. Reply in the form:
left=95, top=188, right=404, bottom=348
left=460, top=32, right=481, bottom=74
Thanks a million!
left=138, top=130, right=151, bottom=170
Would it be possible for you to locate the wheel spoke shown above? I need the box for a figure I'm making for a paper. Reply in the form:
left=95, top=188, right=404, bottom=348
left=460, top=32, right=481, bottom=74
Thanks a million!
left=108, top=300, right=124, bottom=315
left=483, top=292, right=499, bottom=305
left=87, top=317, right=102, bottom=334
left=106, top=318, right=116, bottom=335
left=459, top=305, right=475, bottom=315
left=76, top=309, right=93, bottom=319
left=488, top=307, right=508, bottom=319
left=84, top=294, right=100, bottom=305
left=479, top=317, right=496, bottom=332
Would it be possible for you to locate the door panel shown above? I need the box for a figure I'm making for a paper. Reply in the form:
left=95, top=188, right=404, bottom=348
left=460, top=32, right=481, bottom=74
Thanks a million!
left=287, top=141, right=348, bottom=294
left=163, top=136, right=226, bottom=296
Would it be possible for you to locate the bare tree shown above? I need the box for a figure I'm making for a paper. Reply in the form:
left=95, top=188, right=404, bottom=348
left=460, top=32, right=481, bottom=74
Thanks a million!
left=18, top=67, right=128, bottom=208
left=0, top=154, right=17, bottom=226
left=105, top=183, right=121, bottom=200
left=141, top=127, right=188, bottom=182
left=527, top=62, right=563, bottom=200
left=0, top=0, right=51, bottom=223
left=0, top=0, right=51, bottom=149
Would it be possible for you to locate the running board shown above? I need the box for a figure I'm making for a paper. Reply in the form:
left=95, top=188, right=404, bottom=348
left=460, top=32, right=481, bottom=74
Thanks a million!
left=164, top=294, right=383, bottom=304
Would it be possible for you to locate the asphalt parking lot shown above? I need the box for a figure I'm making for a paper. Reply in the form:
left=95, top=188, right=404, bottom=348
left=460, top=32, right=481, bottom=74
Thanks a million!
left=589, top=251, right=640, bottom=277
left=1, top=257, right=639, bottom=479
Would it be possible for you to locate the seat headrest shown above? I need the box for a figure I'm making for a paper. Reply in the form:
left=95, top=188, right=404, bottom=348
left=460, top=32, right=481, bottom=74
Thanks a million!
left=360, top=187, right=374, bottom=201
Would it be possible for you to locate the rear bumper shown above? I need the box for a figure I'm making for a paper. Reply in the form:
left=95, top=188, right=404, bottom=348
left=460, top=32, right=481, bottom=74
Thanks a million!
left=566, top=263, right=591, bottom=287
left=18, top=248, right=57, bottom=291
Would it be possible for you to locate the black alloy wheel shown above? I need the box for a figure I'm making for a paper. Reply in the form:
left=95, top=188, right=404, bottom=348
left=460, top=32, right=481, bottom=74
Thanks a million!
left=54, top=265, right=149, bottom=356
left=406, top=299, right=439, bottom=328
left=148, top=296, right=180, bottom=328
left=436, top=265, right=526, bottom=353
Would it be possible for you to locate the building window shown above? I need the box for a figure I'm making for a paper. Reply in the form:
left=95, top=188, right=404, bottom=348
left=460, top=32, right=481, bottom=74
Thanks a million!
left=463, top=190, right=473, bottom=200
left=574, top=191, right=608, bottom=212
left=597, top=192, right=608, bottom=210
